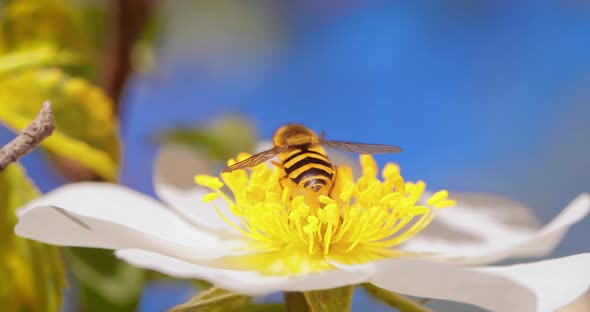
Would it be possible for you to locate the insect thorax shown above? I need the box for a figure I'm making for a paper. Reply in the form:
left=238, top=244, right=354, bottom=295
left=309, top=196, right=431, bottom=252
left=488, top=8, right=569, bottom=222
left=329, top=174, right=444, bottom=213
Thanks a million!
left=272, top=124, right=320, bottom=147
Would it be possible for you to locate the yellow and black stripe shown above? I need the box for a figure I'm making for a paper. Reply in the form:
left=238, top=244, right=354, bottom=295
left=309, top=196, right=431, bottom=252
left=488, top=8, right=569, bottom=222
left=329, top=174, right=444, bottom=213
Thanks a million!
left=279, top=146, right=335, bottom=193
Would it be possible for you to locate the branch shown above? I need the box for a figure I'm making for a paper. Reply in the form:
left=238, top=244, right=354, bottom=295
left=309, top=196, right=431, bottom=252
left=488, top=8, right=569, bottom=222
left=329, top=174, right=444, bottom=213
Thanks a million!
left=0, top=101, right=55, bottom=171
left=100, top=0, right=156, bottom=115
left=54, top=0, right=156, bottom=180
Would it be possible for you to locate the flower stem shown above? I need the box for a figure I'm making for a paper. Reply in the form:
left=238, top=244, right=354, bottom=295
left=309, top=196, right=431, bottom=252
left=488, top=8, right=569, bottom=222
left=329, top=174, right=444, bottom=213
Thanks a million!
left=362, top=283, right=432, bottom=312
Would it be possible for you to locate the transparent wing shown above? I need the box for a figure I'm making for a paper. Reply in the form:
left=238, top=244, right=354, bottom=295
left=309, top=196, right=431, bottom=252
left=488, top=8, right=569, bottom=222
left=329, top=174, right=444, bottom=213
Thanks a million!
left=222, top=146, right=286, bottom=172
left=322, top=140, right=403, bottom=154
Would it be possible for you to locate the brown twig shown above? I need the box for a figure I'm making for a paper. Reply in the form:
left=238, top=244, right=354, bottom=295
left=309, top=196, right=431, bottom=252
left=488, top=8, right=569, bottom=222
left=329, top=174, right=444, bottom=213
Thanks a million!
left=54, top=0, right=155, bottom=181
left=0, top=101, right=55, bottom=171
left=100, top=0, right=156, bottom=115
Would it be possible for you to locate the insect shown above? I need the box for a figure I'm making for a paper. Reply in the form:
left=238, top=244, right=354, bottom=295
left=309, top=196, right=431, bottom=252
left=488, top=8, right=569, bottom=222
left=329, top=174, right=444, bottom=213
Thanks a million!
left=222, top=124, right=402, bottom=196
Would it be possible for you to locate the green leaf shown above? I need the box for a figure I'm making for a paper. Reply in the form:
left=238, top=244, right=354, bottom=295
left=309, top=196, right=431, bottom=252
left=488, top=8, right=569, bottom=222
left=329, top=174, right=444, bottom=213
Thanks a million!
left=0, top=0, right=94, bottom=55
left=284, top=287, right=355, bottom=312
left=157, top=115, right=257, bottom=163
left=63, top=248, right=146, bottom=312
left=361, top=283, right=432, bottom=312
left=0, top=68, right=121, bottom=181
left=169, top=287, right=249, bottom=312
left=0, top=0, right=106, bottom=83
left=302, top=286, right=355, bottom=312
left=131, top=14, right=161, bottom=75
left=0, top=163, right=65, bottom=312
left=284, top=292, right=309, bottom=312
left=233, top=303, right=287, bottom=312
left=0, top=45, right=82, bottom=75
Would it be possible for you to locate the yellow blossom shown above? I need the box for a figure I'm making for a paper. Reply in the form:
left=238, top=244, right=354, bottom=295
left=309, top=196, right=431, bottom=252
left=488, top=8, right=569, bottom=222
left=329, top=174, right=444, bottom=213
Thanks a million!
left=196, top=154, right=455, bottom=275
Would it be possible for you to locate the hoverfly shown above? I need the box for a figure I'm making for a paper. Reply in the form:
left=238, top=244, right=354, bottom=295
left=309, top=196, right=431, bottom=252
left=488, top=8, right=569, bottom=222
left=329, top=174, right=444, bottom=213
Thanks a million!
left=222, top=124, right=402, bottom=196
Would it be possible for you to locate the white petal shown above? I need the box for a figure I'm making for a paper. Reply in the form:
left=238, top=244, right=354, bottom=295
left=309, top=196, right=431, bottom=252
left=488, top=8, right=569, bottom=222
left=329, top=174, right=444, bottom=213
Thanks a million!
left=370, top=253, right=590, bottom=312
left=406, top=193, right=590, bottom=264
left=15, top=183, right=240, bottom=259
left=153, top=144, right=241, bottom=234
left=448, top=192, right=541, bottom=229
left=116, top=249, right=374, bottom=295
left=418, top=192, right=540, bottom=240
left=558, top=290, right=590, bottom=312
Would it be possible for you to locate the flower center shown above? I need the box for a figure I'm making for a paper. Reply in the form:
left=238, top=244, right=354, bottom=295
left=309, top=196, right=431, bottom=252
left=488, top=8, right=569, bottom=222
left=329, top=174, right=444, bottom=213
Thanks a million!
left=195, top=154, right=454, bottom=275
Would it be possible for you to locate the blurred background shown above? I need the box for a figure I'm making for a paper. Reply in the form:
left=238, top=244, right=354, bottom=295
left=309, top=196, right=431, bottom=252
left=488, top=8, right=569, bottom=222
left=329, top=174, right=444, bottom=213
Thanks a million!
left=1, top=0, right=589, bottom=311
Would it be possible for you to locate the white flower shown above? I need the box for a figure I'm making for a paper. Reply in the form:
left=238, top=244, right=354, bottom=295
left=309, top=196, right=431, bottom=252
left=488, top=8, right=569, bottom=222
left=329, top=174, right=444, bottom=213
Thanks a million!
left=15, top=144, right=590, bottom=312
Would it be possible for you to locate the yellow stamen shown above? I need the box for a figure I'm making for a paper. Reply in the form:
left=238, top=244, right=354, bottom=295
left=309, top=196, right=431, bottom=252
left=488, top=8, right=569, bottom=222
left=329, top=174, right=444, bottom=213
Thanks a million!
left=202, top=193, right=219, bottom=202
left=195, top=175, right=223, bottom=189
left=196, top=154, right=454, bottom=275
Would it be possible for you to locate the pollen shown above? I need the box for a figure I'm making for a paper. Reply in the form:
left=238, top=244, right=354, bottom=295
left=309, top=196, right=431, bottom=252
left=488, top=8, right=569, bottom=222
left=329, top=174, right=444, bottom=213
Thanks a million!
left=196, top=154, right=454, bottom=275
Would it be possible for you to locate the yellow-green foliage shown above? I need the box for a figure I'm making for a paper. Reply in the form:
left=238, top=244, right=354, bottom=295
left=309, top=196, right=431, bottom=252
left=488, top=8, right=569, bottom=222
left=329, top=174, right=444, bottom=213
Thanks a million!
left=0, top=164, right=65, bottom=312
left=0, top=1, right=122, bottom=308
left=0, top=69, right=120, bottom=181
left=0, top=0, right=121, bottom=181
left=0, top=0, right=93, bottom=55
left=0, top=1, right=132, bottom=311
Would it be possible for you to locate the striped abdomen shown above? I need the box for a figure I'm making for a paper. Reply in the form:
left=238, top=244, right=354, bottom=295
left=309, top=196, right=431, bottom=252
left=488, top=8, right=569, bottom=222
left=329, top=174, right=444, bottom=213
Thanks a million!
left=279, top=146, right=335, bottom=195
